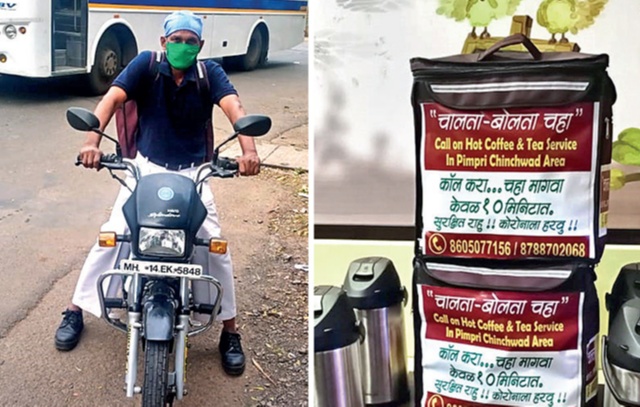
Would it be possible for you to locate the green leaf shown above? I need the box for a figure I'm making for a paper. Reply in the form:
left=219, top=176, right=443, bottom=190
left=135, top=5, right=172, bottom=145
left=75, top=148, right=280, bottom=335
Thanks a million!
left=613, top=128, right=640, bottom=166
left=610, top=168, right=626, bottom=190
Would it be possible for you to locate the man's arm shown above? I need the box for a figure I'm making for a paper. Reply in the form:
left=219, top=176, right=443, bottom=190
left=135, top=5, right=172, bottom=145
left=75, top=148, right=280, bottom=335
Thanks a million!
left=80, top=86, right=128, bottom=169
left=219, top=94, right=261, bottom=176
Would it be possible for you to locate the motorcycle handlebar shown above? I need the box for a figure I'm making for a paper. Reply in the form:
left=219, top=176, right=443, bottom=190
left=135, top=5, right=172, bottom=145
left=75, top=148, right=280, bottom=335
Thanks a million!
left=75, top=154, right=139, bottom=180
left=217, top=157, right=239, bottom=171
left=75, top=155, right=239, bottom=181
left=75, top=153, right=124, bottom=168
left=208, top=156, right=239, bottom=179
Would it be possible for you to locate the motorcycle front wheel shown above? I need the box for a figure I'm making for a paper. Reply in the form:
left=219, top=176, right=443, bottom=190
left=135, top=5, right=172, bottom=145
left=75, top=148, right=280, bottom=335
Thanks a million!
left=142, top=340, right=171, bottom=407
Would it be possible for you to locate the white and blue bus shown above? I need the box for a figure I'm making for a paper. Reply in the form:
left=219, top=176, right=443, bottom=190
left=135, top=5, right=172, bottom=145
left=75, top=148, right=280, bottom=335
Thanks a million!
left=0, top=0, right=307, bottom=93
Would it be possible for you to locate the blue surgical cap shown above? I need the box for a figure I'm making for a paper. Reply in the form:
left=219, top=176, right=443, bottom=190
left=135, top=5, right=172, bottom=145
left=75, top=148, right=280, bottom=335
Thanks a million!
left=163, top=10, right=203, bottom=39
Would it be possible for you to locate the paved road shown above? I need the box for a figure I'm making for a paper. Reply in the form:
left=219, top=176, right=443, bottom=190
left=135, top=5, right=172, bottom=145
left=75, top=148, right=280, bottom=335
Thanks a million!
left=0, top=42, right=307, bottom=406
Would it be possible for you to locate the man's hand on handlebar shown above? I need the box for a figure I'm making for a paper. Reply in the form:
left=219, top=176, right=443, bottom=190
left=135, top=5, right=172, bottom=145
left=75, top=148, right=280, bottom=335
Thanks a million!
left=236, top=151, right=260, bottom=176
left=79, top=144, right=103, bottom=170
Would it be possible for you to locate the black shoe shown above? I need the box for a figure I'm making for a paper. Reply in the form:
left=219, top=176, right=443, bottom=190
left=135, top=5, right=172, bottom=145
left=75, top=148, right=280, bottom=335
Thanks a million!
left=219, top=330, right=246, bottom=376
left=54, top=309, right=84, bottom=351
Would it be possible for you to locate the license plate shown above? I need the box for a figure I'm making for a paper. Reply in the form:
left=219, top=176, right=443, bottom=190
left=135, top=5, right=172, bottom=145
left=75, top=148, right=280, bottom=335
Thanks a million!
left=119, top=259, right=203, bottom=279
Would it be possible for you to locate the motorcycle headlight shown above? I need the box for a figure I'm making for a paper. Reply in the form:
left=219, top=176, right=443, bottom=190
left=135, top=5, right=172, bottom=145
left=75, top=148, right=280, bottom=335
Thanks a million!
left=138, top=228, right=186, bottom=257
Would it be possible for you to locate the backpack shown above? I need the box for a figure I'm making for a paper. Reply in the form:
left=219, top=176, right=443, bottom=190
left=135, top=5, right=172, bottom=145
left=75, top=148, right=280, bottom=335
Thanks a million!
left=115, top=51, right=214, bottom=161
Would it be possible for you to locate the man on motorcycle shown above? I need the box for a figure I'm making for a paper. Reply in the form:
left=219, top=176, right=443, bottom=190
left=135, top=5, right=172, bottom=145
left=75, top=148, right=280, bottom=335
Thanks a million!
left=54, top=10, right=259, bottom=376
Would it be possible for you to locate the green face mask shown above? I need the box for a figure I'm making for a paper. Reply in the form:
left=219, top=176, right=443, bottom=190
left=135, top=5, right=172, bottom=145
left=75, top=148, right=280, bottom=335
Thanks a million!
left=165, top=42, right=200, bottom=70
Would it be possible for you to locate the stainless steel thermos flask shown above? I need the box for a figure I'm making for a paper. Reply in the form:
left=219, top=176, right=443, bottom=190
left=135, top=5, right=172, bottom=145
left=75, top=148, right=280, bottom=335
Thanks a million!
left=314, top=285, right=365, bottom=407
left=343, top=257, right=410, bottom=406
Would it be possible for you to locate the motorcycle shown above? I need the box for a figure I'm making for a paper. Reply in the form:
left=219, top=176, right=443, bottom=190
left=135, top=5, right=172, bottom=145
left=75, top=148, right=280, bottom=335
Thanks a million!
left=66, top=107, right=271, bottom=407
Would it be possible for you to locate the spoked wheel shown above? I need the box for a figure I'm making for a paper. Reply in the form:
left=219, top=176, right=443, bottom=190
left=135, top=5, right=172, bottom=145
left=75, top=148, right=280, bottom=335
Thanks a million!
left=86, top=33, right=121, bottom=95
left=142, top=340, right=171, bottom=407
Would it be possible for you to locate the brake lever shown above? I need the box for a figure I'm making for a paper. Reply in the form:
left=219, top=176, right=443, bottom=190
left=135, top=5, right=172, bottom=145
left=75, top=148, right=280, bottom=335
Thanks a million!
left=196, top=166, right=237, bottom=194
left=218, top=168, right=238, bottom=178
left=208, top=165, right=236, bottom=178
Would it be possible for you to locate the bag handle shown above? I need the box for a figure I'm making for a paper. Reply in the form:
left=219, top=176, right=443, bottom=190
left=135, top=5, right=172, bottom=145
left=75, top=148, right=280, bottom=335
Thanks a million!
left=478, top=33, right=542, bottom=61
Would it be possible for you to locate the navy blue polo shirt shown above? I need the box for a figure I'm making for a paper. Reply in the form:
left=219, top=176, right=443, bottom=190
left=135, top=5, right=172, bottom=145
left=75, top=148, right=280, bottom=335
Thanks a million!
left=113, top=50, right=238, bottom=167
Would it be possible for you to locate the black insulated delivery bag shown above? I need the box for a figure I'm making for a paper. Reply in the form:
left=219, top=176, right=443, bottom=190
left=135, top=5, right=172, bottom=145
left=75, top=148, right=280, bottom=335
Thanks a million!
left=410, top=34, right=616, bottom=290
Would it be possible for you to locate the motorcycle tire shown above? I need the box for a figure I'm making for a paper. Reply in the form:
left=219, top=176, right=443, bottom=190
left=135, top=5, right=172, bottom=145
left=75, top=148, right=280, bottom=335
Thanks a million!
left=142, top=340, right=171, bottom=407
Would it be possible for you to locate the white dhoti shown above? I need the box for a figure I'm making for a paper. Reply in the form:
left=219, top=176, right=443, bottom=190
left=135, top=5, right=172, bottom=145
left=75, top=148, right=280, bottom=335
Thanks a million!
left=72, top=153, right=236, bottom=321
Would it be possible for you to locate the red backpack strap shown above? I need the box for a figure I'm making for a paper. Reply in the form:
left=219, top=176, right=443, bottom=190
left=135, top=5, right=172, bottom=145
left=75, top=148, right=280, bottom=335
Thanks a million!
left=115, top=101, right=139, bottom=159
left=115, top=51, right=162, bottom=159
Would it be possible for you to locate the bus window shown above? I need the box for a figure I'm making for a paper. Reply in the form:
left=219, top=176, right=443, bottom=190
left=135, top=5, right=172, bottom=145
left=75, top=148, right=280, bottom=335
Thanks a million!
left=52, top=0, right=87, bottom=71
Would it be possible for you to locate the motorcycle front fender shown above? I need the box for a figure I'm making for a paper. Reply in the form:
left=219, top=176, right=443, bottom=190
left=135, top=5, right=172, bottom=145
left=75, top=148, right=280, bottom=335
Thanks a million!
left=143, top=294, right=176, bottom=341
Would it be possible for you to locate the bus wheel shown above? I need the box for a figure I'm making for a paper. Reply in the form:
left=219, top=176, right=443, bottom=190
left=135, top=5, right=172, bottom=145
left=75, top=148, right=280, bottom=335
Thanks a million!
left=224, top=27, right=267, bottom=72
left=87, top=34, right=121, bottom=95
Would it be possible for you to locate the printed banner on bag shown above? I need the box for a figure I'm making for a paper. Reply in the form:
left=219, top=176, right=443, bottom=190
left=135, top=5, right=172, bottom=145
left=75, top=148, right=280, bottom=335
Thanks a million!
left=418, top=284, right=584, bottom=407
left=420, top=102, right=599, bottom=260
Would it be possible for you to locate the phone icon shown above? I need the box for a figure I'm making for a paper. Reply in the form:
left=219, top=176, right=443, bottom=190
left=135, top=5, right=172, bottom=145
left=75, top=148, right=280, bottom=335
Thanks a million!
left=427, top=394, right=445, bottom=407
left=428, top=233, right=446, bottom=255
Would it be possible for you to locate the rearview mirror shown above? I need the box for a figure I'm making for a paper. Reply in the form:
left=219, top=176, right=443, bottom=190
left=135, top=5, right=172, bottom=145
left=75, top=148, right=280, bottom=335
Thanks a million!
left=66, top=107, right=100, bottom=132
left=233, top=115, right=272, bottom=137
